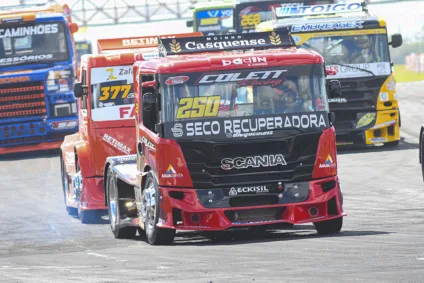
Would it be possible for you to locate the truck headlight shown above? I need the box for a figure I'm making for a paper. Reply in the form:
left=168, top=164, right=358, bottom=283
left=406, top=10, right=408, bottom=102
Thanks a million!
left=47, top=70, right=72, bottom=92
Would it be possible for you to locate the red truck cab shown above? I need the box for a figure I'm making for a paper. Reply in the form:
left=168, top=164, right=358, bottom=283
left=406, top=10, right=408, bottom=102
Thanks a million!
left=60, top=33, right=202, bottom=223
left=104, top=30, right=346, bottom=244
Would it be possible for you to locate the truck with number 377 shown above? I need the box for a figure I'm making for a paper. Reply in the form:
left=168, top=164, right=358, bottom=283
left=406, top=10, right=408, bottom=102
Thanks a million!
left=102, top=30, right=347, bottom=245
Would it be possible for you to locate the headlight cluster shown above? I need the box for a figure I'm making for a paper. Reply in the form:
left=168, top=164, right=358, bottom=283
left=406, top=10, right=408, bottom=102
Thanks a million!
left=52, top=102, right=77, bottom=117
left=47, top=69, right=73, bottom=92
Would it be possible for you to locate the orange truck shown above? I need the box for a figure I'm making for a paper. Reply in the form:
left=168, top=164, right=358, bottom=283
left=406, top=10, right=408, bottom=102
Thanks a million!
left=60, top=32, right=202, bottom=224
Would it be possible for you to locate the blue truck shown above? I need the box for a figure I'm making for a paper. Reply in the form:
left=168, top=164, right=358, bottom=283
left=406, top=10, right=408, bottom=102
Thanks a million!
left=0, top=3, right=79, bottom=154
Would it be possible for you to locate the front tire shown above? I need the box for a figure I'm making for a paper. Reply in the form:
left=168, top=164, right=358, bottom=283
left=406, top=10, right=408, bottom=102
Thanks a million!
left=421, top=131, right=424, bottom=182
left=141, top=172, right=175, bottom=245
left=106, top=168, right=137, bottom=238
left=314, top=217, right=343, bottom=234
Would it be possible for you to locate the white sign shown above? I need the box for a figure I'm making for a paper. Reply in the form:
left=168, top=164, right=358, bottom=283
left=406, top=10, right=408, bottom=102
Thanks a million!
left=0, top=23, right=58, bottom=38
left=325, top=62, right=391, bottom=79
left=90, top=65, right=133, bottom=85
left=92, top=105, right=135, bottom=121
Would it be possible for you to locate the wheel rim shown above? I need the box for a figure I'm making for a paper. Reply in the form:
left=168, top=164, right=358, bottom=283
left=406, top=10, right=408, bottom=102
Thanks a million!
left=108, top=174, right=118, bottom=231
left=61, top=160, right=70, bottom=205
left=141, top=179, right=156, bottom=237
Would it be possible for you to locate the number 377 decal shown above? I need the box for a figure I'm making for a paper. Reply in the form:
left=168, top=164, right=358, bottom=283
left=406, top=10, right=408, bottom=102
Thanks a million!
left=100, top=84, right=132, bottom=101
left=176, top=96, right=220, bottom=119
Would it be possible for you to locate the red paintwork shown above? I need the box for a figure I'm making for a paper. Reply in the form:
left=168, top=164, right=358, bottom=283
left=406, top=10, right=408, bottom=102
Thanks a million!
left=156, top=176, right=345, bottom=230
left=61, top=52, right=138, bottom=212
left=0, top=140, right=62, bottom=155
left=132, top=46, right=344, bottom=231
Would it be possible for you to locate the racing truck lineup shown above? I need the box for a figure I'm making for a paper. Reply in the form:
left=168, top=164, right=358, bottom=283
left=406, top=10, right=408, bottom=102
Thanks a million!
left=256, top=2, right=403, bottom=146
left=186, top=0, right=335, bottom=35
left=60, top=33, right=202, bottom=223
left=103, top=30, right=346, bottom=245
left=0, top=3, right=80, bottom=154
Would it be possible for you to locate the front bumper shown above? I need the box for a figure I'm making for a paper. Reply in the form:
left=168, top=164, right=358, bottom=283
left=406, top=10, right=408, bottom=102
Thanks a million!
left=336, top=109, right=399, bottom=146
left=0, top=117, right=78, bottom=154
left=155, top=176, right=345, bottom=231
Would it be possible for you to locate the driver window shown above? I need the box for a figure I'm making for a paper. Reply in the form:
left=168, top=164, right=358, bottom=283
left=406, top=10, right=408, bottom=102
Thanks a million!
left=140, top=74, right=156, bottom=132
left=81, top=70, right=87, bottom=110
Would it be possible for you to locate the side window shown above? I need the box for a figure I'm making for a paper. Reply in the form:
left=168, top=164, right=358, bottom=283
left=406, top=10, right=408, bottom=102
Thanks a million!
left=81, top=70, right=87, bottom=110
left=140, top=74, right=156, bottom=133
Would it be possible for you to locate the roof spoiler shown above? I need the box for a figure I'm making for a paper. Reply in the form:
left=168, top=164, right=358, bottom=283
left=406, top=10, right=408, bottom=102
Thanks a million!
left=272, top=2, right=368, bottom=20
left=97, top=32, right=203, bottom=54
left=0, top=3, right=73, bottom=25
left=158, top=29, right=296, bottom=57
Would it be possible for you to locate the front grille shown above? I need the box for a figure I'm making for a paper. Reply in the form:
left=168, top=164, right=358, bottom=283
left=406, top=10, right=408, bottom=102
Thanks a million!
left=229, top=195, right=279, bottom=207
left=224, top=207, right=284, bottom=223
left=330, top=77, right=387, bottom=112
left=0, top=81, right=46, bottom=120
left=178, top=132, right=321, bottom=188
left=330, top=76, right=387, bottom=132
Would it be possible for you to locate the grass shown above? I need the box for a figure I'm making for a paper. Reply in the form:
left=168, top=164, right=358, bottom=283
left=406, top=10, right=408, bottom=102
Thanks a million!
left=394, top=65, right=424, bottom=83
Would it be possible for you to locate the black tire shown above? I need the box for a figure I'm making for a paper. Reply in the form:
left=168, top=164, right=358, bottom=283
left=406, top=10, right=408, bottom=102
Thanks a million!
left=60, top=153, right=78, bottom=216
left=106, top=168, right=137, bottom=238
left=314, top=217, right=343, bottom=234
left=385, top=140, right=400, bottom=147
left=421, top=132, right=424, bottom=182
left=142, top=172, right=175, bottom=245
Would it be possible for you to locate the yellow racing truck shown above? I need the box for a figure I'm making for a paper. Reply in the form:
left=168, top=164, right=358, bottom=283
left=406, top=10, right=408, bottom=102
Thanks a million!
left=257, top=2, right=403, bottom=146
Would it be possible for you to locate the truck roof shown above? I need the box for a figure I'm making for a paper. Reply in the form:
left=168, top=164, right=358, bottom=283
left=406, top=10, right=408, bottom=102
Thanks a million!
left=135, top=47, right=323, bottom=74
left=82, top=52, right=140, bottom=69
left=0, top=3, right=72, bottom=23
left=269, top=13, right=384, bottom=30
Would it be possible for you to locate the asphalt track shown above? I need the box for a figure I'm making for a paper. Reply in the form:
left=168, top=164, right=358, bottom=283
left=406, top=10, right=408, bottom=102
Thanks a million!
left=0, top=81, right=423, bottom=282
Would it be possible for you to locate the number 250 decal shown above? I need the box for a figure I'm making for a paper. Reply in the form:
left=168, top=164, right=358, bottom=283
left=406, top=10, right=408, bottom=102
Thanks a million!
left=100, top=84, right=132, bottom=101
left=176, top=96, right=220, bottom=119
left=241, top=14, right=261, bottom=28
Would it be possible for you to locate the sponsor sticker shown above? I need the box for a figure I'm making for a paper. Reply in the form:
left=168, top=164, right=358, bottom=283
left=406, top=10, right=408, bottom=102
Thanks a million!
left=0, top=76, right=30, bottom=84
left=276, top=3, right=363, bottom=17
left=291, top=21, right=364, bottom=32
left=369, top=137, right=388, bottom=143
left=228, top=185, right=269, bottom=196
left=166, top=112, right=329, bottom=140
left=221, top=154, right=286, bottom=170
left=356, top=113, right=375, bottom=129
left=379, top=92, right=389, bottom=102
left=0, top=54, right=53, bottom=66
left=102, top=133, right=132, bottom=155
left=141, top=136, right=155, bottom=150
left=325, top=63, right=391, bottom=79
left=165, top=76, right=189, bottom=85
left=222, top=57, right=267, bottom=67
left=319, top=154, right=336, bottom=168
left=162, top=165, right=183, bottom=178
left=328, top=97, right=347, bottom=103
left=50, top=121, right=77, bottom=130
left=372, top=120, right=396, bottom=129
left=0, top=23, right=59, bottom=38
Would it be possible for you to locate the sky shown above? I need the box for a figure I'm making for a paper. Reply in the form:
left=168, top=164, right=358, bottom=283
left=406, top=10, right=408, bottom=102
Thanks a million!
left=3, top=1, right=424, bottom=43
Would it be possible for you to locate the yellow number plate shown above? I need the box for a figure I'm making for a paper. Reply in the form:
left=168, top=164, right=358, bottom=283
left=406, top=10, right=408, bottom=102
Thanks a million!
left=241, top=13, right=261, bottom=28
left=176, top=96, right=220, bottom=119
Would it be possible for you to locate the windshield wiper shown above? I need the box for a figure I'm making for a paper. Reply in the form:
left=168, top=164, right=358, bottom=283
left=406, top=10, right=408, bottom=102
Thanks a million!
left=330, top=62, right=375, bottom=77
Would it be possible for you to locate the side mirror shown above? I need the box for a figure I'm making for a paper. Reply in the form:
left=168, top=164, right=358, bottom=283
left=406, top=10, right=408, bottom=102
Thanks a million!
left=73, top=82, right=87, bottom=98
left=186, top=20, right=193, bottom=28
left=328, top=80, right=341, bottom=98
left=68, top=22, right=79, bottom=34
left=389, top=33, right=403, bottom=48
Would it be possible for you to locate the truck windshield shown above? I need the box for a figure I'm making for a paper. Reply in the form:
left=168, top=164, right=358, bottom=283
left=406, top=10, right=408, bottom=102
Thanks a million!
left=195, top=8, right=233, bottom=36
left=234, top=1, right=335, bottom=33
left=160, top=64, right=329, bottom=140
left=296, top=30, right=391, bottom=78
left=90, top=65, right=135, bottom=122
left=75, top=41, right=92, bottom=64
left=0, top=22, right=69, bottom=66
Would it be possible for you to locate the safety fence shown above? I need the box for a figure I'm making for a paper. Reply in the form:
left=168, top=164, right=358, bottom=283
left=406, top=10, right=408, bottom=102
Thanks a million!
left=405, top=53, right=424, bottom=73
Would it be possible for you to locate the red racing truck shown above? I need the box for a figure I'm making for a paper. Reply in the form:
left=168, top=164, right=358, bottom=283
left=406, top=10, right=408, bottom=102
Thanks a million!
left=103, top=30, right=346, bottom=244
left=60, top=33, right=201, bottom=223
